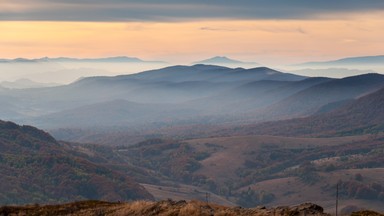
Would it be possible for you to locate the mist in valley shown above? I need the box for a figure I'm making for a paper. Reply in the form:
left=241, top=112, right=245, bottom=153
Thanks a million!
left=2, top=1, right=384, bottom=214
left=1, top=57, right=384, bottom=213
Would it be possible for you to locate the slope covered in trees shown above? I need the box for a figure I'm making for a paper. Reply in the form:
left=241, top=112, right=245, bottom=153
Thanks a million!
left=0, top=120, right=153, bottom=205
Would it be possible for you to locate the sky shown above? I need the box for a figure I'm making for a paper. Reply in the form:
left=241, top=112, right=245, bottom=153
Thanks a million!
left=1, top=0, right=384, bottom=65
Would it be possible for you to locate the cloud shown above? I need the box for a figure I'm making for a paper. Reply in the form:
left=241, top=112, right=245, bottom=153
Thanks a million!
left=200, top=26, right=307, bottom=34
left=0, top=0, right=384, bottom=21
left=200, top=27, right=239, bottom=32
left=255, top=27, right=307, bottom=34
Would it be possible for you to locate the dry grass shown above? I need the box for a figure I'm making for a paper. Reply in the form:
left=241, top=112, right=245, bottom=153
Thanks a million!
left=0, top=200, right=122, bottom=216
left=141, top=183, right=236, bottom=206
left=0, top=199, right=333, bottom=216
left=351, top=210, right=384, bottom=216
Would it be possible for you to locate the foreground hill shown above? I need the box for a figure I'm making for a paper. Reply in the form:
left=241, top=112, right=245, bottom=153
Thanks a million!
left=0, top=200, right=332, bottom=216
left=0, top=120, right=153, bottom=205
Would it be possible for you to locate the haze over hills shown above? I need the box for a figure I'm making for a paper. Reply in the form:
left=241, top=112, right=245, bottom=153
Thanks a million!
left=0, top=78, right=60, bottom=89
left=0, top=65, right=383, bottom=143
left=289, top=55, right=384, bottom=76
left=192, top=56, right=259, bottom=68
left=2, top=0, right=384, bottom=212
left=223, top=85, right=384, bottom=137
left=296, top=55, right=384, bottom=67
left=287, top=68, right=376, bottom=78
left=0, top=56, right=170, bottom=84
left=0, top=65, right=305, bottom=123
left=254, top=73, right=384, bottom=120
left=1, top=61, right=384, bottom=212
left=1, top=54, right=383, bottom=85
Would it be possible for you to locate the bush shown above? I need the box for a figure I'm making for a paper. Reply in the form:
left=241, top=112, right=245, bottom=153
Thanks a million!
left=354, top=173, right=363, bottom=181
left=236, top=188, right=275, bottom=208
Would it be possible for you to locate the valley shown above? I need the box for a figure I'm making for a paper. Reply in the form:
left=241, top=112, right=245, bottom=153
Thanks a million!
left=3, top=1, right=384, bottom=215
left=1, top=62, right=384, bottom=214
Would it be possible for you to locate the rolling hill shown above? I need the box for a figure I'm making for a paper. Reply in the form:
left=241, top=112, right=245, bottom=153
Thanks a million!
left=255, top=73, right=384, bottom=120
left=1, top=62, right=384, bottom=212
left=0, top=65, right=383, bottom=145
left=223, top=84, right=384, bottom=137
left=0, top=120, right=153, bottom=205
left=40, top=72, right=384, bottom=145
left=104, top=134, right=384, bottom=212
left=128, top=64, right=303, bottom=82
left=1, top=65, right=305, bottom=127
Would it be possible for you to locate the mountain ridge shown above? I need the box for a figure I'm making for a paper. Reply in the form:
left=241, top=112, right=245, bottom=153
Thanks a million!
left=220, top=84, right=384, bottom=137
left=296, top=55, right=384, bottom=67
left=193, top=56, right=257, bottom=64
left=192, top=56, right=259, bottom=68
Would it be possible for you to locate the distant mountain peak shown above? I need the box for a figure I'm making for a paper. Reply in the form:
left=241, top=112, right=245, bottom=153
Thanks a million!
left=193, top=56, right=259, bottom=66
left=200, top=56, right=242, bottom=63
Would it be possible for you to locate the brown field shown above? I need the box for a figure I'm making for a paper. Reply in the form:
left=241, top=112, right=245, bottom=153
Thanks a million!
left=183, top=135, right=384, bottom=213
left=238, top=168, right=384, bottom=213
left=185, top=134, right=374, bottom=182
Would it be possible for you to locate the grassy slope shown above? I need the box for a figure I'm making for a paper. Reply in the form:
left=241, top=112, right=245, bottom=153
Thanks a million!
left=0, top=200, right=332, bottom=216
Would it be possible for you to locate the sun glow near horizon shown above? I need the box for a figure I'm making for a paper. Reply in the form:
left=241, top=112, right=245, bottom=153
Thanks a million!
left=1, top=12, right=384, bottom=65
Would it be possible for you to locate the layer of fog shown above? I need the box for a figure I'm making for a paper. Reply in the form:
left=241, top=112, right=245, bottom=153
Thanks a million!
left=281, top=64, right=384, bottom=78
left=0, top=62, right=170, bottom=85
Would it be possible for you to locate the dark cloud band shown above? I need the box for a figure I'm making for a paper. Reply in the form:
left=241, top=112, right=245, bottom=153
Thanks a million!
left=1, top=0, right=384, bottom=21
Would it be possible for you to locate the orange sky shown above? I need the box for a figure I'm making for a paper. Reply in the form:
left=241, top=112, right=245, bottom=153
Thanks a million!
left=1, top=12, right=384, bottom=65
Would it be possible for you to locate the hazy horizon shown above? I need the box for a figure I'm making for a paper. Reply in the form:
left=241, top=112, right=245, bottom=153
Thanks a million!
left=0, top=56, right=384, bottom=84
left=1, top=1, right=384, bottom=65
left=2, top=1, right=384, bottom=84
